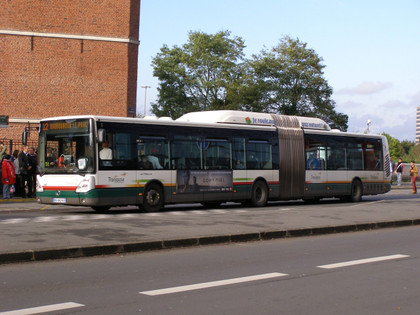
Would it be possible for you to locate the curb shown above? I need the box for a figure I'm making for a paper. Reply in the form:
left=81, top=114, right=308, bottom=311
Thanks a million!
left=1, top=219, right=420, bottom=265
left=0, top=198, right=36, bottom=203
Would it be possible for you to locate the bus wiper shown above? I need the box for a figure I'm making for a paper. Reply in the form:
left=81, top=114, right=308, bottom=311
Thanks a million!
left=40, top=168, right=52, bottom=176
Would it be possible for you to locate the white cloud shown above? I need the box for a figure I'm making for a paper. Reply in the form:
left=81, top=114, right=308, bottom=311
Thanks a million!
left=336, top=81, right=393, bottom=95
left=336, top=98, right=416, bottom=141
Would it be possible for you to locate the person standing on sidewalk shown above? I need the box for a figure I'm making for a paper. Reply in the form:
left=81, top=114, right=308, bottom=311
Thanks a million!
left=27, top=147, right=37, bottom=198
left=2, top=154, right=16, bottom=199
left=395, top=158, right=404, bottom=186
left=18, top=146, right=30, bottom=198
left=12, top=150, right=21, bottom=197
left=409, top=161, right=418, bottom=194
left=0, top=142, right=6, bottom=195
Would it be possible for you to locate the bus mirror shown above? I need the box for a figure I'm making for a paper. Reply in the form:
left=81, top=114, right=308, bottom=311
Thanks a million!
left=98, top=129, right=106, bottom=143
left=77, top=157, right=88, bottom=170
left=22, top=129, right=28, bottom=145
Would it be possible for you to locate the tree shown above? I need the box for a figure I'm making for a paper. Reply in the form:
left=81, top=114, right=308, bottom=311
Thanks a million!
left=382, top=133, right=404, bottom=161
left=404, top=142, right=420, bottom=163
left=151, top=31, right=246, bottom=118
left=151, top=32, right=348, bottom=131
left=247, top=36, right=348, bottom=130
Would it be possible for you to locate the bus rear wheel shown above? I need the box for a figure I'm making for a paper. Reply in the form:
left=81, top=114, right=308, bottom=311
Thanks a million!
left=250, top=180, right=268, bottom=207
left=348, top=179, right=362, bottom=202
left=142, top=183, right=164, bottom=212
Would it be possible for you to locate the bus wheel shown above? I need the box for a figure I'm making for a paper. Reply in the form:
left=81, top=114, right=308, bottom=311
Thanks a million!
left=143, top=183, right=164, bottom=212
left=91, top=206, right=110, bottom=213
left=250, top=181, right=268, bottom=207
left=349, top=179, right=363, bottom=202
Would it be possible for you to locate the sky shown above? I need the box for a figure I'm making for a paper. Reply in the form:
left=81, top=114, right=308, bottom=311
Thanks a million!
left=136, top=0, right=420, bottom=141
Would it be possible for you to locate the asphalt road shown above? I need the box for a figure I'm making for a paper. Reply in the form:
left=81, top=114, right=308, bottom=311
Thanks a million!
left=0, top=189, right=419, bottom=264
left=1, top=226, right=419, bottom=314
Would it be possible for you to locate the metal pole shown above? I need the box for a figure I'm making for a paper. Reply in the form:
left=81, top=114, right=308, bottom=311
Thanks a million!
left=141, top=86, right=151, bottom=117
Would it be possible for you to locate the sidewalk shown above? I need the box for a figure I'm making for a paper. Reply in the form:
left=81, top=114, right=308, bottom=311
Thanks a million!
left=0, top=197, right=36, bottom=204
left=0, top=185, right=418, bottom=265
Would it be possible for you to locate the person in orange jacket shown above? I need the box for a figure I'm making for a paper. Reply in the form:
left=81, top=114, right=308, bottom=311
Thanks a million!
left=409, top=161, right=418, bottom=194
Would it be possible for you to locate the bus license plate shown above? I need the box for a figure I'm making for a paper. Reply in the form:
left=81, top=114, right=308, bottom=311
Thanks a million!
left=53, top=198, right=66, bottom=203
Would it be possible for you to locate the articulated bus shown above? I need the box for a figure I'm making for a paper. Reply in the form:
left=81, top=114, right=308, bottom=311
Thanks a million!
left=36, top=110, right=391, bottom=212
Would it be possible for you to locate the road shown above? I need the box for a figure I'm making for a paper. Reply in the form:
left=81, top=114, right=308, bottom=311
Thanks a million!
left=1, top=226, right=419, bottom=314
left=0, top=189, right=419, bottom=264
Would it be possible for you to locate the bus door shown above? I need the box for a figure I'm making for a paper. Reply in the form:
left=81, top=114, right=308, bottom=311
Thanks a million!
left=170, top=135, right=204, bottom=203
left=304, top=135, right=328, bottom=197
left=201, top=138, right=233, bottom=203
left=326, top=139, right=348, bottom=196
left=136, top=136, right=172, bottom=204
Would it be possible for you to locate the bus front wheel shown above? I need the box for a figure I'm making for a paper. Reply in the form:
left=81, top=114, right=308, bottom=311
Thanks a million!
left=142, top=183, right=164, bottom=212
left=250, top=181, right=268, bottom=207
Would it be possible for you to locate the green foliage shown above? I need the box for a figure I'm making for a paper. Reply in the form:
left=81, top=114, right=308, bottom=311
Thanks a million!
left=405, top=143, right=420, bottom=163
left=151, top=32, right=348, bottom=130
left=151, top=31, right=246, bottom=118
left=247, top=37, right=348, bottom=130
left=382, top=133, right=404, bottom=160
left=382, top=133, right=420, bottom=163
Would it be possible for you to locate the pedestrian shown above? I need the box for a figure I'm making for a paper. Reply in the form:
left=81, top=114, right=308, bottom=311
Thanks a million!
left=0, top=142, right=6, bottom=161
left=2, top=154, right=16, bottom=199
left=409, top=161, right=418, bottom=194
left=27, top=147, right=37, bottom=198
left=394, top=158, right=404, bottom=186
left=18, top=146, right=30, bottom=198
left=390, top=159, right=396, bottom=185
left=12, top=149, right=21, bottom=197
left=0, top=141, right=6, bottom=194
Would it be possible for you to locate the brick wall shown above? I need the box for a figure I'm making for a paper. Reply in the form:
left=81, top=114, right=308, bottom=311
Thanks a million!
left=0, top=0, right=140, bottom=144
left=1, top=0, right=139, bottom=38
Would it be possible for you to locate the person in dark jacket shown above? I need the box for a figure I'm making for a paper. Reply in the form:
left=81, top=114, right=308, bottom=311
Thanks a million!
left=18, top=146, right=30, bottom=198
left=27, top=147, right=37, bottom=198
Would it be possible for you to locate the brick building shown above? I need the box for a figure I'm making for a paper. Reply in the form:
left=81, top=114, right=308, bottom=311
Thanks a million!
left=0, top=0, right=140, bottom=151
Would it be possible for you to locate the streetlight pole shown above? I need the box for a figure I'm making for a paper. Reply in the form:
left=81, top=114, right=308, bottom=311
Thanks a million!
left=366, top=119, right=371, bottom=134
left=141, top=86, right=151, bottom=117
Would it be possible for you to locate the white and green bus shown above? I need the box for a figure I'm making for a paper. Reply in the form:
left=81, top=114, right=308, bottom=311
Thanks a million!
left=36, top=110, right=391, bottom=212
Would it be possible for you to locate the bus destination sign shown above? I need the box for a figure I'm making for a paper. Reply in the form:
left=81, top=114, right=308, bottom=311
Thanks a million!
left=42, top=120, right=89, bottom=133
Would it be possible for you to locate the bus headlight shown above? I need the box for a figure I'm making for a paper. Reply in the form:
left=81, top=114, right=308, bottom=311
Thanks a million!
left=76, top=176, right=95, bottom=193
left=36, top=175, right=44, bottom=192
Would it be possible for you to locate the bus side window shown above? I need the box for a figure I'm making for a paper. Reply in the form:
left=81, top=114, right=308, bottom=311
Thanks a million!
left=304, top=134, right=326, bottom=170
left=233, top=137, right=245, bottom=170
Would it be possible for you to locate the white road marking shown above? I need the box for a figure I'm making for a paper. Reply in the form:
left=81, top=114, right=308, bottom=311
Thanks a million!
left=278, top=208, right=292, bottom=211
left=143, top=213, right=162, bottom=216
left=119, top=214, right=137, bottom=219
left=140, top=272, right=287, bottom=296
left=90, top=214, right=110, bottom=220
left=190, top=210, right=207, bottom=214
left=0, top=302, right=84, bottom=315
left=33, top=216, right=58, bottom=223
left=208, top=209, right=227, bottom=214
left=62, top=215, right=85, bottom=221
left=338, top=199, right=385, bottom=209
left=232, top=209, right=248, bottom=213
left=1, top=207, right=249, bottom=224
left=170, top=211, right=187, bottom=215
left=0, top=218, right=30, bottom=224
left=318, top=254, right=410, bottom=269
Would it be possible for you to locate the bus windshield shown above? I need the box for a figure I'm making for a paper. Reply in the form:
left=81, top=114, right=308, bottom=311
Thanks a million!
left=38, top=118, right=95, bottom=174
